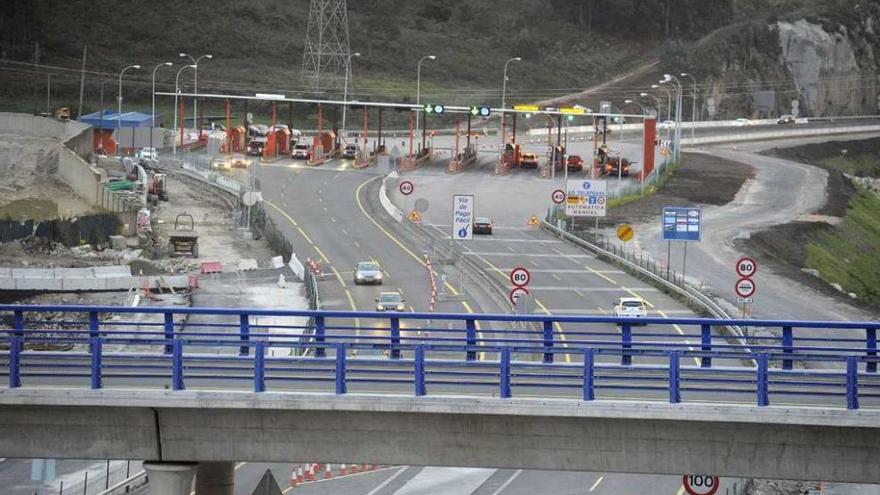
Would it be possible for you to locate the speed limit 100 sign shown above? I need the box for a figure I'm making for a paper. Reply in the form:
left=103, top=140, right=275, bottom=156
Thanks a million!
left=510, top=267, right=531, bottom=287
left=735, top=257, right=757, bottom=278
left=682, top=474, right=720, bottom=495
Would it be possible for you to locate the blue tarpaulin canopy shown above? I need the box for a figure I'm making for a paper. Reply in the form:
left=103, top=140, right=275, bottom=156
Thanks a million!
left=79, top=110, right=155, bottom=129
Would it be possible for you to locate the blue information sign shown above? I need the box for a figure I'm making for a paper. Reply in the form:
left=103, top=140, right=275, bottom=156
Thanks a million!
left=661, top=207, right=702, bottom=242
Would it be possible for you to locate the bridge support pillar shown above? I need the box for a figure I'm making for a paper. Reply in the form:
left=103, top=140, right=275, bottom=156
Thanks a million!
left=195, top=461, right=236, bottom=495
left=143, top=461, right=197, bottom=495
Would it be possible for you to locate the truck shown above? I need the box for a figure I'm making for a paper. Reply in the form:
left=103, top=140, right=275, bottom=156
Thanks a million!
left=246, top=125, right=269, bottom=156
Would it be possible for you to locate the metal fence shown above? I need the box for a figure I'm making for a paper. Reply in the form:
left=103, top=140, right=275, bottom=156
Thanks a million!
left=1, top=305, right=878, bottom=409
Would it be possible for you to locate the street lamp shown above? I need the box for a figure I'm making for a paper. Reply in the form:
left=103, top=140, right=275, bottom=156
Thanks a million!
left=501, top=56, right=522, bottom=145
left=624, top=99, right=649, bottom=116
left=151, top=62, right=173, bottom=150
left=681, top=72, right=698, bottom=139
left=117, top=64, right=141, bottom=157
left=640, top=92, right=662, bottom=119
left=180, top=53, right=212, bottom=133
left=414, top=55, right=436, bottom=138
left=652, top=84, right=673, bottom=122
left=341, top=52, right=361, bottom=137
left=172, top=64, right=197, bottom=156
left=662, top=74, right=684, bottom=160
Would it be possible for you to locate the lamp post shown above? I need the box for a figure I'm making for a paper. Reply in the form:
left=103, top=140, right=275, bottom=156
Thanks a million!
left=117, top=64, right=141, bottom=157
left=662, top=74, right=684, bottom=160
left=500, top=56, right=522, bottom=146
left=341, top=52, right=361, bottom=138
left=681, top=72, right=698, bottom=140
left=180, top=53, right=212, bottom=134
left=151, top=62, right=173, bottom=150
left=414, top=55, right=436, bottom=145
left=652, top=84, right=673, bottom=122
left=640, top=92, right=662, bottom=119
left=624, top=98, right=649, bottom=116
left=172, top=64, right=196, bottom=156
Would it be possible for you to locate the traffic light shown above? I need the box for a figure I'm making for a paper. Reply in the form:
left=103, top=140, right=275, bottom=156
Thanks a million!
left=424, top=104, right=445, bottom=114
left=470, top=106, right=491, bottom=117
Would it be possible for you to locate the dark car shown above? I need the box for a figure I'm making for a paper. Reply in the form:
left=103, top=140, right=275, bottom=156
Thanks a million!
left=342, top=144, right=358, bottom=159
left=520, top=152, right=539, bottom=168
left=567, top=154, right=584, bottom=171
left=777, top=114, right=796, bottom=125
left=473, top=216, right=493, bottom=235
left=246, top=141, right=265, bottom=156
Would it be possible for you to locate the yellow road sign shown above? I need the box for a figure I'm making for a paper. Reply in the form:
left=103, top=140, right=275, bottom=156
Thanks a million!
left=527, top=214, right=540, bottom=226
left=408, top=210, right=422, bottom=223
left=514, top=105, right=539, bottom=112
left=617, top=224, right=634, bottom=242
left=560, top=107, right=587, bottom=115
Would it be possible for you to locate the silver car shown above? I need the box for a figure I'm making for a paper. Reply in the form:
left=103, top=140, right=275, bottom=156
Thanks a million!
left=375, top=292, right=405, bottom=312
left=354, top=261, right=383, bottom=285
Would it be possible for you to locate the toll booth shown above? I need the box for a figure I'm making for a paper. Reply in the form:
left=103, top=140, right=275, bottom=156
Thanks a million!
left=263, top=132, right=278, bottom=159
left=230, top=126, right=246, bottom=152
left=273, top=128, right=291, bottom=155
left=501, top=143, right=522, bottom=168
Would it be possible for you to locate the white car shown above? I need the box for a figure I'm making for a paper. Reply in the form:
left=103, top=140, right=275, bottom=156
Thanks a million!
left=354, top=261, right=383, bottom=285
left=731, top=118, right=750, bottom=127
left=657, top=120, right=676, bottom=129
left=136, top=147, right=158, bottom=161
left=612, top=297, right=648, bottom=324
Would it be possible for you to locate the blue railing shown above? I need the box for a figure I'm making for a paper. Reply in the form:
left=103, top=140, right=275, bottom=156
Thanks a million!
left=0, top=305, right=878, bottom=410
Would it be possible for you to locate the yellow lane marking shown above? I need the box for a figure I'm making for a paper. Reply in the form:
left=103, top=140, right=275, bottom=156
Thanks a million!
left=265, top=200, right=297, bottom=226
left=355, top=176, right=460, bottom=297
left=585, top=265, right=616, bottom=284
left=343, top=287, right=360, bottom=335
left=658, top=309, right=700, bottom=366
left=624, top=287, right=655, bottom=308
left=461, top=300, right=486, bottom=361
left=676, top=486, right=685, bottom=495
left=589, top=476, right=604, bottom=491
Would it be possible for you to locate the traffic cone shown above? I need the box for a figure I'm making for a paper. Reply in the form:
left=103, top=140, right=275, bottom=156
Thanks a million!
left=289, top=467, right=298, bottom=487
left=351, top=464, right=360, bottom=473
left=371, top=464, right=378, bottom=471
left=362, top=464, right=369, bottom=472
left=340, top=464, right=347, bottom=476
left=306, top=464, right=316, bottom=481
left=324, top=464, right=333, bottom=479
left=295, top=466, right=304, bottom=485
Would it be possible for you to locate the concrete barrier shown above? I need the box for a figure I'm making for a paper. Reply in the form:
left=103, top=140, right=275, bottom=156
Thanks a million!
left=681, top=124, right=880, bottom=146
left=0, top=266, right=190, bottom=292
left=379, top=173, right=404, bottom=223
left=56, top=147, right=107, bottom=206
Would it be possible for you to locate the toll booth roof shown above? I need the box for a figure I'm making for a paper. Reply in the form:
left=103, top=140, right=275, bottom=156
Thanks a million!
left=80, top=110, right=155, bottom=128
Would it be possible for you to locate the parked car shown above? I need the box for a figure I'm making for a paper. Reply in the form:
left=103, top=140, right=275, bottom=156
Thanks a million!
left=731, top=118, right=750, bottom=127
left=520, top=152, right=539, bottom=168
left=612, top=297, right=648, bottom=324
left=375, top=291, right=405, bottom=312
left=135, top=147, right=158, bottom=161
left=777, top=114, right=796, bottom=125
left=566, top=154, right=584, bottom=172
left=292, top=143, right=312, bottom=160
left=473, top=217, right=493, bottom=235
left=342, top=144, right=358, bottom=159
left=354, top=261, right=383, bottom=285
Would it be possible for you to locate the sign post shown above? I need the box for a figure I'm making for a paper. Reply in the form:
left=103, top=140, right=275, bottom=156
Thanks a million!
left=566, top=179, right=606, bottom=241
left=452, top=194, right=474, bottom=241
left=399, top=180, right=414, bottom=215
left=661, top=206, right=702, bottom=282
left=734, top=257, right=758, bottom=319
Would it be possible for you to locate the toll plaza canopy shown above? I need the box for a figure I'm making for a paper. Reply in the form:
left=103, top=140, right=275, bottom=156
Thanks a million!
left=79, top=110, right=155, bottom=128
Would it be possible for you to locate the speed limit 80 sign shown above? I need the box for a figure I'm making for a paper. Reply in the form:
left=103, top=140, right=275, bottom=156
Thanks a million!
left=735, top=257, right=757, bottom=278
left=682, top=474, right=720, bottom=495
left=510, top=267, right=530, bottom=287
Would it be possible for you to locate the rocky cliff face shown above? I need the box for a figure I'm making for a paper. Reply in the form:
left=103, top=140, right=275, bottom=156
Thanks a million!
left=688, top=2, right=880, bottom=118
left=778, top=18, right=875, bottom=115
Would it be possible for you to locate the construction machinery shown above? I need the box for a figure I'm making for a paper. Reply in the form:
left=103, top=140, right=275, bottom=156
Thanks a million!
left=54, top=107, right=70, bottom=121
left=148, top=173, right=168, bottom=203
left=169, top=213, right=199, bottom=258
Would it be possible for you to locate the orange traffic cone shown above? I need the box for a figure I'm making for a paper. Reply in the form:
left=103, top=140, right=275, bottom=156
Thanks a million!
left=324, top=464, right=333, bottom=479
left=289, top=467, right=298, bottom=487
left=306, top=464, right=316, bottom=481
left=340, top=464, right=347, bottom=476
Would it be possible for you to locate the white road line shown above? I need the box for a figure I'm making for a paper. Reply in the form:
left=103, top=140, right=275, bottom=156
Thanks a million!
left=529, top=286, right=658, bottom=291
left=506, top=245, right=516, bottom=253
left=464, top=252, right=594, bottom=258
left=365, top=466, right=409, bottom=495
left=341, top=229, right=348, bottom=235
left=529, top=260, right=539, bottom=267
left=551, top=273, right=561, bottom=281
left=330, top=217, right=337, bottom=223
left=589, top=475, right=604, bottom=492
left=490, top=469, right=523, bottom=495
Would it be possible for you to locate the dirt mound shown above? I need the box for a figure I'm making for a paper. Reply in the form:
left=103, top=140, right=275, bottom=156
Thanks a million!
left=604, top=152, right=755, bottom=225
left=818, top=169, right=856, bottom=217
left=764, top=136, right=880, bottom=178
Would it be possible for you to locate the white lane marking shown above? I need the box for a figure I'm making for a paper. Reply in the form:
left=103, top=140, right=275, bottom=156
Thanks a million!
left=341, top=229, right=348, bottom=235
left=551, top=273, right=561, bottom=281
left=464, top=252, right=594, bottom=258
left=506, top=245, right=516, bottom=253
left=365, top=466, right=410, bottom=495
left=490, top=469, right=523, bottom=495
left=330, top=217, right=337, bottom=223
left=529, top=260, right=539, bottom=267
left=528, top=286, right=658, bottom=291
left=589, top=475, right=604, bottom=492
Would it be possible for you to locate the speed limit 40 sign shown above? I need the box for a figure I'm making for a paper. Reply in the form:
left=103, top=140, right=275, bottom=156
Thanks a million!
left=682, top=474, right=720, bottom=495
left=510, top=267, right=531, bottom=287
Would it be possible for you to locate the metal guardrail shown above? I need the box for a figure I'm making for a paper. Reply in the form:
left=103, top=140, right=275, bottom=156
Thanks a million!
left=1, top=305, right=878, bottom=410
left=98, top=470, right=147, bottom=495
left=540, top=220, right=747, bottom=344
